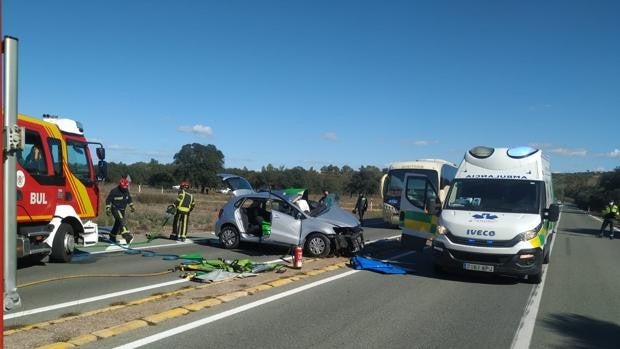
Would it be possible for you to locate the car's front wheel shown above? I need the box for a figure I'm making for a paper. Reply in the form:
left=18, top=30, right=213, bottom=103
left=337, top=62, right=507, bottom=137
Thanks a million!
left=304, top=233, right=331, bottom=258
left=219, top=225, right=240, bottom=249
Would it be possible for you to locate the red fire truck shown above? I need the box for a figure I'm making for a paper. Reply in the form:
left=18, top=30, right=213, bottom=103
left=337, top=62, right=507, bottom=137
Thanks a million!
left=16, top=113, right=106, bottom=262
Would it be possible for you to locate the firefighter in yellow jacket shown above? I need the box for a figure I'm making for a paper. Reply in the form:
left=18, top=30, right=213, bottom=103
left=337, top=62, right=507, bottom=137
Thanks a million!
left=600, top=200, right=619, bottom=239
left=169, top=181, right=195, bottom=241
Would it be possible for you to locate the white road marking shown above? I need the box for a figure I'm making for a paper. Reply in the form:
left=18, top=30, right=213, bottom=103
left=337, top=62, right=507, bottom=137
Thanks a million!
left=510, top=228, right=559, bottom=349
left=84, top=237, right=212, bottom=254
left=5, top=234, right=403, bottom=320
left=115, top=270, right=362, bottom=349
left=115, top=249, right=415, bottom=349
left=4, top=254, right=292, bottom=321
left=3, top=279, right=187, bottom=320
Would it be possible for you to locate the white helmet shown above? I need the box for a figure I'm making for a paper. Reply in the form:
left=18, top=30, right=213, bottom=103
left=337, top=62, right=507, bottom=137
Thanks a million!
left=610, top=201, right=615, bottom=206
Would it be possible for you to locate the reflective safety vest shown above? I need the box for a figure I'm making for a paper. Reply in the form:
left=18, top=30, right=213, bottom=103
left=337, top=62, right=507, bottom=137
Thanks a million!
left=603, top=204, right=619, bottom=219
left=175, top=190, right=195, bottom=213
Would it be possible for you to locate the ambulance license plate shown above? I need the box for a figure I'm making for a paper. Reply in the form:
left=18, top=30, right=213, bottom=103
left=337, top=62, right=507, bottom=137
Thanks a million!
left=463, top=263, right=494, bottom=273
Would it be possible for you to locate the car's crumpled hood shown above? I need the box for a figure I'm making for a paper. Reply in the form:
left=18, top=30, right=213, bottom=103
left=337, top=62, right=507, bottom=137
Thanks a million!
left=315, top=206, right=359, bottom=227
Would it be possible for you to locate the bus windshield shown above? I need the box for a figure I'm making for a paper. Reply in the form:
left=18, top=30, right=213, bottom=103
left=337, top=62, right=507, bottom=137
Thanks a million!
left=446, top=179, right=541, bottom=214
left=383, top=169, right=438, bottom=207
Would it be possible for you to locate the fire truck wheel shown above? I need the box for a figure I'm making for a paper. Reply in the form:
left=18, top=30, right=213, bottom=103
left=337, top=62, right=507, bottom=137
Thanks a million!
left=50, top=223, right=75, bottom=263
left=304, top=233, right=331, bottom=258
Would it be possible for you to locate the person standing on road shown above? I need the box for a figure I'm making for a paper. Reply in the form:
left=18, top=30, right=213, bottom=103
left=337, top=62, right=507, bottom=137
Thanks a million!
left=355, top=193, right=369, bottom=223
left=169, top=181, right=195, bottom=242
left=599, top=200, right=619, bottom=239
left=105, top=177, right=135, bottom=244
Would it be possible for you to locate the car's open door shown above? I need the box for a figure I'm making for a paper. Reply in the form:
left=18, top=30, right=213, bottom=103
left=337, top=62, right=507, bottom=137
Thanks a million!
left=268, top=197, right=303, bottom=246
left=217, top=173, right=254, bottom=196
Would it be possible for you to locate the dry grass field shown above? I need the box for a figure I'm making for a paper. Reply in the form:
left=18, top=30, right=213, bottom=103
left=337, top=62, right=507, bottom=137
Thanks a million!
left=95, top=184, right=383, bottom=236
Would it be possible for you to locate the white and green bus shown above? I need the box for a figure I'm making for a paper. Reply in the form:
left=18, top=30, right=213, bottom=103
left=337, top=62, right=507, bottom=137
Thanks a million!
left=380, top=159, right=457, bottom=226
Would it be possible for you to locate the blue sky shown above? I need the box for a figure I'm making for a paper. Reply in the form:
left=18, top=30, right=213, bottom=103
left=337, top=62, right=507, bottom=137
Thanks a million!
left=4, top=0, right=619, bottom=173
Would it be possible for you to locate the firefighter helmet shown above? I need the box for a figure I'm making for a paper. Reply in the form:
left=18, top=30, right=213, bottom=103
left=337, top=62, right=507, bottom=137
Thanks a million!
left=119, top=178, right=129, bottom=189
left=180, top=181, right=189, bottom=189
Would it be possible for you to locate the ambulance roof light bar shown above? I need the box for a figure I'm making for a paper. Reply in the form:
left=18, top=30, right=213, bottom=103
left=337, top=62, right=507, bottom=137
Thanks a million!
left=507, top=146, right=539, bottom=159
left=468, top=146, right=494, bottom=159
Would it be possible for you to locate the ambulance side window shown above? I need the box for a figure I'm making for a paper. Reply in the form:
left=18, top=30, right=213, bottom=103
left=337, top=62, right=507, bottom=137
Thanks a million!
left=48, top=138, right=63, bottom=177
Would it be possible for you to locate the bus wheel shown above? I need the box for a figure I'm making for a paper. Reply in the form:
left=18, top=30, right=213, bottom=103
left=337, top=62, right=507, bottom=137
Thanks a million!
left=50, top=223, right=75, bottom=263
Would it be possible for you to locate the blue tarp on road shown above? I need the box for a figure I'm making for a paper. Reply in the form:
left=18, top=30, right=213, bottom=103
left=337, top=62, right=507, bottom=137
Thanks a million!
left=350, top=256, right=408, bottom=274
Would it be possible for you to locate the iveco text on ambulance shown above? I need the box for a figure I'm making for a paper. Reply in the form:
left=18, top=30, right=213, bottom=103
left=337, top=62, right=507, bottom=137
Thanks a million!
left=432, top=146, right=560, bottom=283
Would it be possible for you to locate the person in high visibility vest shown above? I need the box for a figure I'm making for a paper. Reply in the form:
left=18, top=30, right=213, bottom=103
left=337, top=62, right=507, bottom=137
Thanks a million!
left=600, top=200, right=619, bottom=239
left=105, top=177, right=135, bottom=244
left=169, top=181, right=195, bottom=241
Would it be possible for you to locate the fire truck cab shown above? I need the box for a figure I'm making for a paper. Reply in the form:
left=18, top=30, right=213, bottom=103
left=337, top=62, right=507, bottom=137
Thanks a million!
left=16, top=113, right=106, bottom=262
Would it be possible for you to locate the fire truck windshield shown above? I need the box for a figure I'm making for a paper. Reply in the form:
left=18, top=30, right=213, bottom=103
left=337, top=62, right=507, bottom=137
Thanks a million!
left=66, top=140, right=92, bottom=183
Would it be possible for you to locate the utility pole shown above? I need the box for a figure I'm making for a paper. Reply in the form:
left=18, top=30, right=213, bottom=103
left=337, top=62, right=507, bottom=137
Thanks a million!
left=1, top=0, right=4, bottom=344
left=3, top=36, right=22, bottom=313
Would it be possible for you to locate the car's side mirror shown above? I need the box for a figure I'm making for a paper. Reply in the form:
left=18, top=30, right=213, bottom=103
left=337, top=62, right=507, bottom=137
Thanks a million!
left=546, top=204, right=560, bottom=222
left=97, top=160, right=108, bottom=182
left=96, top=147, right=106, bottom=160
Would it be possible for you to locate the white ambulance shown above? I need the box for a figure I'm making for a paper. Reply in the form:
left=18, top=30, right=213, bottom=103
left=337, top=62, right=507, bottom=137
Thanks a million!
left=432, top=146, right=561, bottom=283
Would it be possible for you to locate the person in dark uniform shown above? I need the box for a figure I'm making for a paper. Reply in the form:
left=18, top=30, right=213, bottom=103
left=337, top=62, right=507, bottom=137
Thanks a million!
left=355, top=193, right=369, bottom=223
left=169, top=181, right=195, bottom=242
left=319, top=190, right=329, bottom=204
left=105, top=177, right=135, bottom=243
left=24, top=144, right=47, bottom=174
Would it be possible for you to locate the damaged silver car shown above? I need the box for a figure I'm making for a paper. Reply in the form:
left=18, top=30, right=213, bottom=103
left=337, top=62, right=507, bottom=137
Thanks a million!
left=214, top=174, right=364, bottom=257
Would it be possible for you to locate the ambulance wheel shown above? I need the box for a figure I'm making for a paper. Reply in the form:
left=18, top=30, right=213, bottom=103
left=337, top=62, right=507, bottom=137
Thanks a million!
left=50, top=223, right=75, bottom=263
left=305, top=233, right=331, bottom=258
left=433, top=263, right=446, bottom=275
left=543, top=234, right=553, bottom=264
left=219, top=225, right=240, bottom=249
left=527, top=271, right=542, bottom=284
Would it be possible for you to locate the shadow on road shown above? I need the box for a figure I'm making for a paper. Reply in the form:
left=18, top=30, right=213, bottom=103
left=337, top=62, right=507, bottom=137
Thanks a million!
left=360, top=218, right=399, bottom=229
left=192, top=237, right=294, bottom=259
left=354, top=240, right=520, bottom=286
left=541, top=313, right=620, bottom=349
left=563, top=227, right=602, bottom=238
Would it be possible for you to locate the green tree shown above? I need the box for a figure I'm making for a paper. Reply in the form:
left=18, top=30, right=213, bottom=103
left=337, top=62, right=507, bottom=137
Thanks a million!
left=106, top=162, right=130, bottom=183
left=347, top=166, right=383, bottom=196
left=173, top=143, right=224, bottom=193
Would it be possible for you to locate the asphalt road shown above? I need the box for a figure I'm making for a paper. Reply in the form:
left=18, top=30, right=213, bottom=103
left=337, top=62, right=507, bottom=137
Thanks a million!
left=5, top=220, right=399, bottom=326
left=531, top=206, right=620, bottom=348
left=7, top=208, right=620, bottom=348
